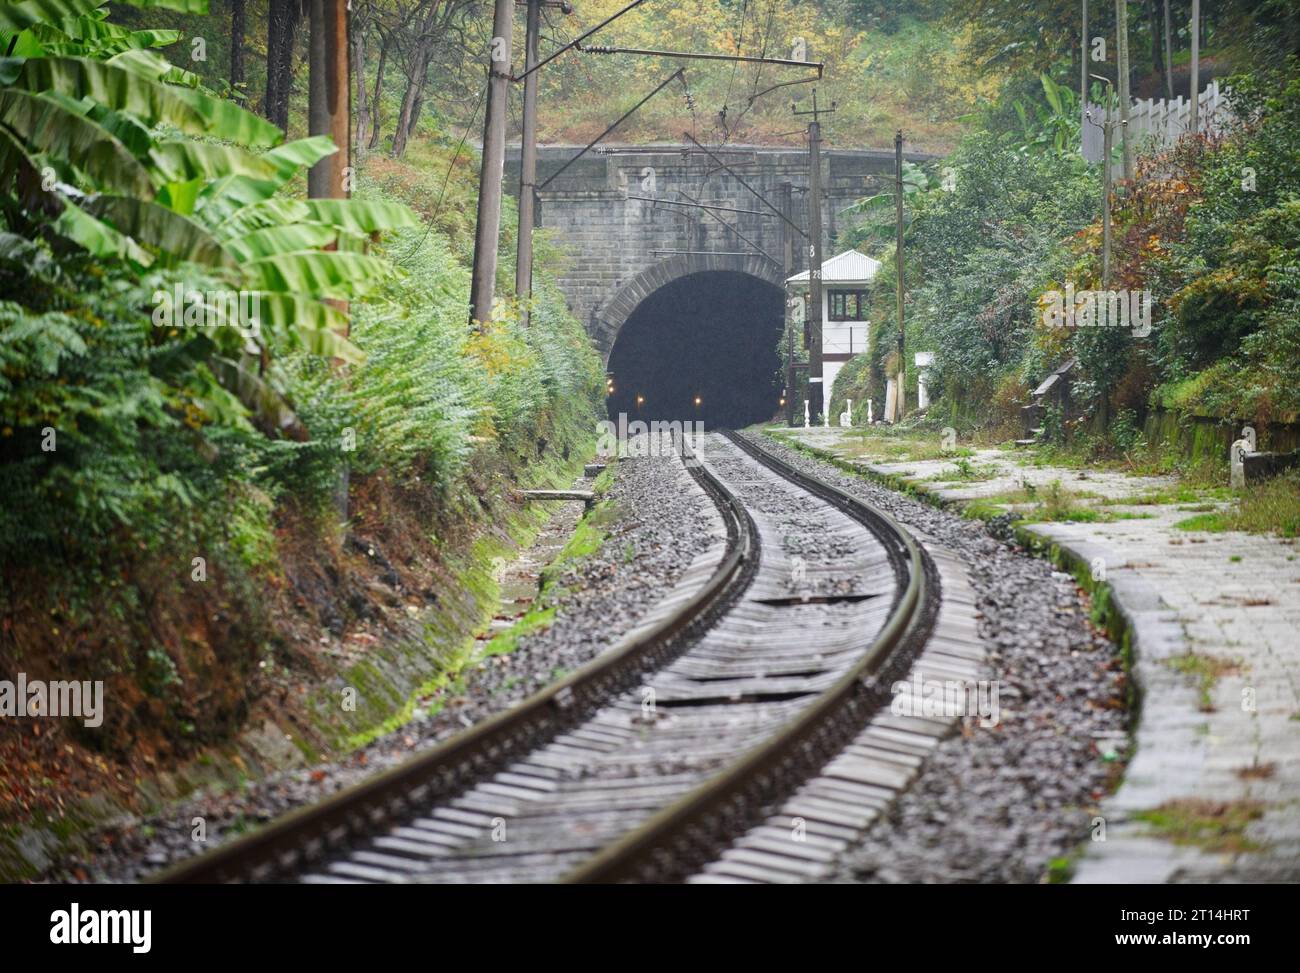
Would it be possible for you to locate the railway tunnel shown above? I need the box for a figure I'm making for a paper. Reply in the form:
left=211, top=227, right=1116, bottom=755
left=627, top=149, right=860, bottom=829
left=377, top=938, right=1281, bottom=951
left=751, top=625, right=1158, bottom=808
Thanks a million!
left=604, top=270, right=785, bottom=429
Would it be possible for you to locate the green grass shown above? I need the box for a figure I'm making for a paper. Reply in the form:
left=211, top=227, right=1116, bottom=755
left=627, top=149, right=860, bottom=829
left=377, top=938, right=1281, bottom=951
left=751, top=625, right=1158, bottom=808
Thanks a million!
left=1163, top=651, right=1242, bottom=712
left=1173, top=472, right=1300, bottom=537
left=927, top=458, right=1000, bottom=483
left=1134, top=799, right=1264, bottom=854
left=478, top=605, right=557, bottom=659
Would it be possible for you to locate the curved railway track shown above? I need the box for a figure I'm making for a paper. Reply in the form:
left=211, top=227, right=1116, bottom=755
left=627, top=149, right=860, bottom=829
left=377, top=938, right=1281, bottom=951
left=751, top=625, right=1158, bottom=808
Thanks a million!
left=156, top=430, right=938, bottom=884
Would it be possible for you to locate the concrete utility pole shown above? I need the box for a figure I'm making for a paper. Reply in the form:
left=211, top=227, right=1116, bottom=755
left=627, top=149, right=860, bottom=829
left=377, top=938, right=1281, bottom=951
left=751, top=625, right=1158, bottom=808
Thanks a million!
left=1102, top=116, right=1113, bottom=286
left=780, top=180, right=795, bottom=427
left=793, top=89, right=833, bottom=425
left=515, top=0, right=572, bottom=325
left=893, top=129, right=906, bottom=420
left=1115, top=0, right=1134, bottom=181
left=469, top=0, right=514, bottom=328
left=307, top=0, right=350, bottom=202
left=1091, top=75, right=1115, bottom=287
left=1189, top=0, right=1200, bottom=134
left=514, top=0, right=542, bottom=325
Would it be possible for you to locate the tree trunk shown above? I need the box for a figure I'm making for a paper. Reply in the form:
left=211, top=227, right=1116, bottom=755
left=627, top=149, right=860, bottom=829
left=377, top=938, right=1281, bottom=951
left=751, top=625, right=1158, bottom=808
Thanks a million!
left=368, top=30, right=389, bottom=149
left=308, top=0, right=350, bottom=200
left=407, top=90, right=424, bottom=138
left=230, top=0, right=245, bottom=88
left=352, top=13, right=370, bottom=157
left=1147, top=0, right=1161, bottom=87
left=1162, top=0, right=1174, bottom=100
left=391, top=0, right=441, bottom=158
left=264, top=0, right=303, bottom=130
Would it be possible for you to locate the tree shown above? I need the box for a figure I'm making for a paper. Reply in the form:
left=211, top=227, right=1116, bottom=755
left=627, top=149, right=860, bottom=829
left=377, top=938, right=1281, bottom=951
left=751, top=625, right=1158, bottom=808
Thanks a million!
left=230, top=0, right=246, bottom=90
left=265, top=0, right=303, bottom=130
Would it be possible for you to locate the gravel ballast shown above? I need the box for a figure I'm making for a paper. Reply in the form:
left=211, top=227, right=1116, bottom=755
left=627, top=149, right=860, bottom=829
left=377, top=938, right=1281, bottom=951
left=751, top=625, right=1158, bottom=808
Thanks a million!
left=742, top=430, right=1128, bottom=884
left=48, top=450, right=720, bottom=883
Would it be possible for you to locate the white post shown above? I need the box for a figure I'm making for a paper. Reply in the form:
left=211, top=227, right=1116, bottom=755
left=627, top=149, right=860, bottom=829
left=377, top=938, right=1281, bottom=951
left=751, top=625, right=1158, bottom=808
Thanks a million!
left=1231, top=438, right=1249, bottom=488
left=914, top=352, right=934, bottom=411
left=884, top=377, right=898, bottom=424
left=839, top=399, right=852, bottom=428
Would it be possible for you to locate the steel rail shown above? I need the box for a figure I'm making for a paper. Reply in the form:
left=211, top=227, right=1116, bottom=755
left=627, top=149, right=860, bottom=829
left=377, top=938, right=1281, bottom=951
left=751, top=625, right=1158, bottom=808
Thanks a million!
left=154, top=436, right=758, bottom=884
left=561, top=430, right=933, bottom=883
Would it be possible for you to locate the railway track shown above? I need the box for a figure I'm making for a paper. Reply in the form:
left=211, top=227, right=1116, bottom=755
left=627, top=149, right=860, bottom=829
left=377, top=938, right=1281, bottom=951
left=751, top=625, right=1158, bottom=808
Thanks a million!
left=157, top=430, right=941, bottom=884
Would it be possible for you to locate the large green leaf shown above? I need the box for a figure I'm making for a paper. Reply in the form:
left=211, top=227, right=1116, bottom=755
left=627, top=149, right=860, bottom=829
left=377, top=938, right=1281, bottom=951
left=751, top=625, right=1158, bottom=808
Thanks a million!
left=0, top=0, right=102, bottom=33
left=7, top=57, right=279, bottom=146
left=214, top=196, right=310, bottom=236
left=249, top=292, right=349, bottom=337
left=302, top=198, right=419, bottom=234
left=193, top=174, right=281, bottom=224
left=52, top=198, right=154, bottom=264
left=292, top=323, right=363, bottom=364
left=82, top=99, right=153, bottom=155
left=86, top=194, right=237, bottom=267
left=223, top=223, right=336, bottom=261
left=33, top=14, right=179, bottom=53
left=108, top=47, right=199, bottom=87
left=209, top=354, right=307, bottom=441
left=169, top=84, right=280, bottom=147
left=243, top=250, right=392, bottom=298
left=0, top=123, right=52, bottom=212
left=0, top=89, right=152, bottom=196
left=262, top=136, right=337, bottom=178
left=119, top=0, right=207, bottom=12
left=6, top=56, right=206, bottom=132
left=245, top=293, right=362, bottom=363
left=149, top=140, right=277, bottom=185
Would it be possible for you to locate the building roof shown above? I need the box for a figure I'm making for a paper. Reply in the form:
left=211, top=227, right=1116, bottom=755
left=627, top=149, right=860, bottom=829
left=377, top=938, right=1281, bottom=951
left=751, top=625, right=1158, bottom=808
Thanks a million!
left=787, top=250, right=882, bottom=285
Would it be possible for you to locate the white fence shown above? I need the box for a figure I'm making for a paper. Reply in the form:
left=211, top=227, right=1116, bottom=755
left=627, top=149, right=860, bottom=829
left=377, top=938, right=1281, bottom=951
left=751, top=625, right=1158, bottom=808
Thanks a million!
left=1082, top=79, right=1232, bottom=171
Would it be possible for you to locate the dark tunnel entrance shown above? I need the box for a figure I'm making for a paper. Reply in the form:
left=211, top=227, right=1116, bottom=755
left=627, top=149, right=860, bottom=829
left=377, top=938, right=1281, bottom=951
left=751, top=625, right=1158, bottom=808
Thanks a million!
left=605, top=270, right=785, bottom=429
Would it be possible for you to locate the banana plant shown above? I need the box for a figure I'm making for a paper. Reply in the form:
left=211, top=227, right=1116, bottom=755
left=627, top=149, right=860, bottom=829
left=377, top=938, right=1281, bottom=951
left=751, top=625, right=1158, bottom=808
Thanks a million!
left=840, top=161, right=940, bottom=245
left=0, top=0, right=419, bottom=436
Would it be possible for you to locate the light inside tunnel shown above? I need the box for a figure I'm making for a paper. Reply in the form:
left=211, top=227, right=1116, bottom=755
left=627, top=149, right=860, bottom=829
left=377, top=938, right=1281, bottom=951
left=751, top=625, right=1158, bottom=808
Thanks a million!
left=605, top=270, right=785, bottom=429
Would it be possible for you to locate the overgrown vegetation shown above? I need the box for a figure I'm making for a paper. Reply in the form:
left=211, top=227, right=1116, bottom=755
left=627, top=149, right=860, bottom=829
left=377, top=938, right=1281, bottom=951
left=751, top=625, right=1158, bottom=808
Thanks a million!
left=829, top=6, right=1300, bottom=462
left=0, top=0, right=602, bottom=817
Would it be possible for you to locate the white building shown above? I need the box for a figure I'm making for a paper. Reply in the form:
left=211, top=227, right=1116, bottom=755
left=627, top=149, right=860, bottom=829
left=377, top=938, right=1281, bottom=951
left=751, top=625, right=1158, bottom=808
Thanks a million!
left=786, top=249, right=882, bottom=399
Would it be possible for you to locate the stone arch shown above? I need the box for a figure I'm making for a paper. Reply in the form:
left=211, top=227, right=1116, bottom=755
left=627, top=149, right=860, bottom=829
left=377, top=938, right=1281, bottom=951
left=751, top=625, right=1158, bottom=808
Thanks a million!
left=589, top=250, right=786, bottom=364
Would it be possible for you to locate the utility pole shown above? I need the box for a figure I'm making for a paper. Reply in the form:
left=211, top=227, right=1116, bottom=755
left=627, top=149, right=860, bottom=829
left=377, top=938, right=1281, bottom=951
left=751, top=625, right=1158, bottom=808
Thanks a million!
left=515, top=0, right=542, bottom=325
left=793, top=89, right=833, bottom=425
left=1115, top=0, right=1133, bottom=181
left=1189, top=0, right=1200, bottom=135
left=469, top=0, right=514, bottom=328
left=893, top=129, right=906, bottom=420
left=1102, top=116, right=1113, bottom=286
left=1089, top=75, right=1116, bottom=287
left=514, top=0, right=571, bottom=325
left=780, top=180, right=794, bottom=427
